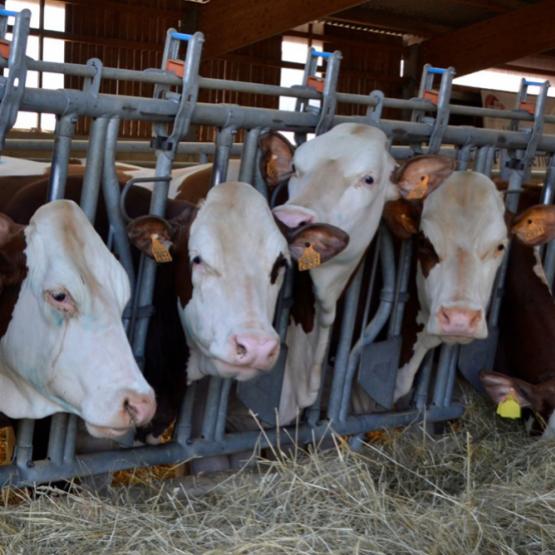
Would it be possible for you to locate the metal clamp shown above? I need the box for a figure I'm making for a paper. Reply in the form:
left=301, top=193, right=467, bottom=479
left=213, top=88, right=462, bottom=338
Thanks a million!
left=119, top=175, right=172, bottom=223
left=365, top=89, right=384, bottom=124
left=82, top=57, right=103, bottom=97
left=294, top=47, right=342, bottom=143
left=0, top=8, right=30, bottom=148
left=152, top=28, right=204, bottom=154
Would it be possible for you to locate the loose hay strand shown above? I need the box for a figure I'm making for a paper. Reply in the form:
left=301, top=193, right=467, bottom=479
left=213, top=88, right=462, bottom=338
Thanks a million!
left=0, top=391, right=554, bottom=554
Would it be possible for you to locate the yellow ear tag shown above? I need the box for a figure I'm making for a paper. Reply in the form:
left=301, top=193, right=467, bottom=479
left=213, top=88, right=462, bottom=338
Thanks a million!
left=496, top=391, right=522, bottom=419
left=298, top=244, right=321, bottom=271
left=150, top=233, right=173, bottom=263
left=406, top=174, right=430, bottom=200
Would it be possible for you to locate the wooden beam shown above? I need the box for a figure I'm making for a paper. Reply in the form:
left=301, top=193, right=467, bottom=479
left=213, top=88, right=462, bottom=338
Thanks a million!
left=326, top=6, right=451, bottom=37
left=420, top=0, right=555, bottom=76
left=198, top=0, right=366, bottom=58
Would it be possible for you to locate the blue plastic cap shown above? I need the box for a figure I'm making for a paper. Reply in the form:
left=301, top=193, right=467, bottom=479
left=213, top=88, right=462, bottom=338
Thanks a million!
left=310, top=49, right=333, bottom=59
left=170, top=31, right=193, bottom=42
left=0, top=8, right=19, bottom=17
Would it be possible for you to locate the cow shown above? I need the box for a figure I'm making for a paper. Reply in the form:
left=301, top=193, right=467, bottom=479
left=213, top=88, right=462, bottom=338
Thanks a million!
left=0, top=198, right=156, bottom=439
left=383, top=159, right=555, bottom=418
left=258, top=122, right=432, bottom=424
left=480, top=197, right=555, bottom=437
left=0, top=157, right=348, bottom=442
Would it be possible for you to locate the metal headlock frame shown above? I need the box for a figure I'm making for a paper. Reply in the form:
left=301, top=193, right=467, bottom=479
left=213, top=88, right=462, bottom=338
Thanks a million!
left=0, top=13, right=554, bottom=486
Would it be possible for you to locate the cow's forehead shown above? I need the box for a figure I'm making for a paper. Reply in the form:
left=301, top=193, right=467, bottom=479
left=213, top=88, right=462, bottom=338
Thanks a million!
left=421, top=172, right=507, bottom=246
left=190, top=181, right=287, bottom=262
left=25, top=199, right=130, bottom=309
left=295, top=123, right=389, bottom=174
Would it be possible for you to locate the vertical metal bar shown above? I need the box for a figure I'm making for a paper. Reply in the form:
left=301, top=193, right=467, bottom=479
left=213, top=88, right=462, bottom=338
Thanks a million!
left=475, top=145, right=489, bottom=174
left=47, top=413, right=67, bottom=465
left=214, top=379, right=233, bottom=440
left=238, top=127, right=260, bottom=184
left=413, top=351, right=434, bottom=410
left=457, top=144, right=473, bottom=171
left=443, top=345, right=459, bottom=407
left=63, top=414, right=77, bottom=464
left=48, top=114, right=77, bottom=201
left=80, top=116, right=109, bottom=221
left=174, top=382, right=196, bottom=445
left=326, top=262, right=365, bottom=422
left=211, top=126, right=235, bottom=186
left=201, top=377, right=224, bottom=441
left=102, top=117, right=135, bottom=287
left=387, top=239, right=413, bottom=337
left=15, top=419, right=34, bottom=468
left=432, top=345, right=457, bottom=407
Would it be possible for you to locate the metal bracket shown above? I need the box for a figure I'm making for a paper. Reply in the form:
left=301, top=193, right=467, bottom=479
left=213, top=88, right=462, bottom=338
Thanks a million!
left=0, top=8, right=30, bottom=148
left=82, top=57, right=103, bottom=97
left=152, top=29, right=204, bottom=154
left=365, top=89, right=384, bottom=124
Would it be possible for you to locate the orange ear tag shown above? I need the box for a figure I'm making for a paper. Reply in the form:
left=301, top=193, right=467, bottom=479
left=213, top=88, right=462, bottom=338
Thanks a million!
left=406, top=174, right=430, bottom=200
left=150, top=233, right=173, bottom=263
left=298, top=244, right=321, bottom=271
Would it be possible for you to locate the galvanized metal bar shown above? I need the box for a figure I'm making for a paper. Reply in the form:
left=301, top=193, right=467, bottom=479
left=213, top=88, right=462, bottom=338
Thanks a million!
left=432, top=345, right=457, bottom=407
left=443, top=345, right=460, bottom=407
left=63, top=414, right=78, bottom=464
left=413, top=351, right=434, bottom=410
left=326, top=259, right=366, bottom=422
left=201, top=377, right=224, bottom=441
left=174, top=381, right=196, bottom=446
left=102, top=117, right=136, bottom=287
left=79, top=116, right=109, bottom=221
left=14, top=419, right=34, bottom=469
left=46, top=414, right=67, bottom=465
left=338, top=227, right=397, bottom=422
left=47, top=114, right=77, bottom=200
left=456, top=144, right=474, bottom=171
left=0, top=404, right=465, bottom=487
left=214, top=379, right=233, bottom=441
left=475, top=145, right=489, bottom=174
left=387, top=239, right=413, bottom=337
left=211, top=126, right=236, bottom=186
left=238, top=128, right=260, bottom=184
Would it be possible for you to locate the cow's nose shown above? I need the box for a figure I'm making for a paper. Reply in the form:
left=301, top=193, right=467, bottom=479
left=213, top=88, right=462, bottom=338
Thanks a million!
left=231, top=334, right=280, bottom=369
left=273, top=205, right=316, bottom=229
left=123, top=390, right=156, bottom=427
left=437, top=306, right=482, bottom=336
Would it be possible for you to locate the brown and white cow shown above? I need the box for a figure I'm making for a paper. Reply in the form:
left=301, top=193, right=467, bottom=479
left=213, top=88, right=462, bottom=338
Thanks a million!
left=0, top=198, right=156, bottom=438
left=384, top=159, right=555, bottom=420
left=481, top=199, right=555, bottom=437
left=260, top=122, right=414, bottom=424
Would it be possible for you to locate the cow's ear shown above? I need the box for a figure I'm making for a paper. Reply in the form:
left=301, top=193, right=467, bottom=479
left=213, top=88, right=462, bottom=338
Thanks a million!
left=480, top=371, right=536, bottom=409
left=127, top=215, right=176, bottom=261
left=259, top=131, right=295, bottom=190
left=511, top=204, right=555, bottom=246
left=383, top=199, right=421, bottom=239
left=392, top=155, right=456, bottom=200
left=287, top=223, right=349, bottom=265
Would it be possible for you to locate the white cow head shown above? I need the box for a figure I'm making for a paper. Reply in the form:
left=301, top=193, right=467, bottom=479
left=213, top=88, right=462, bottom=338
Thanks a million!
left=262, top=123, right=399, bottom=277
left=0, top=200, right=156, bottom=438
left=385, top=161, right=508, bottom=342
left=127, top=181, right=348, bottom=383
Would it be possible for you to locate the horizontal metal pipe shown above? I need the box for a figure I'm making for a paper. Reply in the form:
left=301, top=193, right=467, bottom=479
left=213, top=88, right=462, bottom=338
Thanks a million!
left=0, top=404, right=464, bottom=488
left=11, top=85, right=555, bottom=152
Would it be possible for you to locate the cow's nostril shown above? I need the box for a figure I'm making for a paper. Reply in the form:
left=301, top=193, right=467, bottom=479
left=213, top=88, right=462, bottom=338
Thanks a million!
left=236, top=342, right=247, bottom=357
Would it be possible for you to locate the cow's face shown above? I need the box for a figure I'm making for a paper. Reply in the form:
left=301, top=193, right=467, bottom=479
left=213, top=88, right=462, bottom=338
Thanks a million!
left=128, top=182, right=348, bottom=383
left=417, top=172, right=508, bottom=341
left=0, top=200, right=155, bottom=438
left=262, top=123, right=398, bottom=263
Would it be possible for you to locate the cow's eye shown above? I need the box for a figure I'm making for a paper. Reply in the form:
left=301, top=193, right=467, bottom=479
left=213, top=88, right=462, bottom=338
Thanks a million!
left=45, top=288, right=77, bottom=316
left=192, top=255, right=202, bottom=265
left=364, top=175, right=374, bottom=185
left=497, top=244, right=505, bottom=252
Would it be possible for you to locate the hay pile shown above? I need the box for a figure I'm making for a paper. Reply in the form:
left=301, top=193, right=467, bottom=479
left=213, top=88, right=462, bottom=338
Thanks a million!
left=0, top=391, right=554, bottom=554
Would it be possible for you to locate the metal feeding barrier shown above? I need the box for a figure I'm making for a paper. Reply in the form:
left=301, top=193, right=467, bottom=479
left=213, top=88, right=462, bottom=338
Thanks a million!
left=0, top=8, right=554, bottom=487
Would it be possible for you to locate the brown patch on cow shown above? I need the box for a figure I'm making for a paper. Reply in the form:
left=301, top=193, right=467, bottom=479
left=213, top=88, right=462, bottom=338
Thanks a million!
left=0, top=226, right=28, bottom=338
left=350, top=124, right=372, bottom=136
left=290, top=267, right=316, bottom=334
left=416, top=232, right=440, bottom=278
left=175, top=165, right=213, bottom=205
left=270, top=253, right=287, bottom=285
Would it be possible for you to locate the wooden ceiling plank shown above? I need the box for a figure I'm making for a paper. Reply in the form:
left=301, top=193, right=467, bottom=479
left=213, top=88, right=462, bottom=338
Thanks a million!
left=198, top=0, right=367, bottom=58
left=420, top=0, right=555, bottom=76
left=326, top=6, right=452, bottom=37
